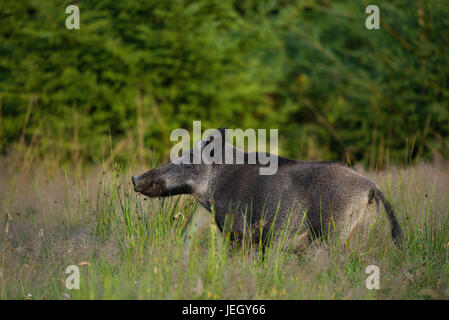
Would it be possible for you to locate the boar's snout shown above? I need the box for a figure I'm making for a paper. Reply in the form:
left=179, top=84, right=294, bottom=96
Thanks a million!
left=131, top=176, right=140, bottom=191
left=131, top=171, right=167, bottom=197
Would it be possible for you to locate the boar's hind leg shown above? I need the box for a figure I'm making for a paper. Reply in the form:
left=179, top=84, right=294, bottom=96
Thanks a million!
left=282, top=231, right=312, bottom=255
left=339, top=191, right=378, bottom=247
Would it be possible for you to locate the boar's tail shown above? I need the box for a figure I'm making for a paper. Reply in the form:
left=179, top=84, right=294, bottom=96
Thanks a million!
left=369, top=188, right=404, bottom=250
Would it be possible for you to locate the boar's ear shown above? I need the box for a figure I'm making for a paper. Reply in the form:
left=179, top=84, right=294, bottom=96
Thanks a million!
left=204, top=128, right=227, bottom=161
left=203, top=128, right=229, bottom=160
left=217, top=127, right=227, bottom=142
left=205, top=128, right=227, bottom=146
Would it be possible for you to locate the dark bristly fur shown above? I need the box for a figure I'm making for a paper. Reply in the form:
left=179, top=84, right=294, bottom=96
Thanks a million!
left=132, top=128, right=403, bottom=252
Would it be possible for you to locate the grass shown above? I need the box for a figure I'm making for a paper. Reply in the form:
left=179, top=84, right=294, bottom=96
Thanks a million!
left=1, top=156, right=449, bottom=300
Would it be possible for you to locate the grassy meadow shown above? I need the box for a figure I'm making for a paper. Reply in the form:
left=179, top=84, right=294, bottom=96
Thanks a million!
left=1, top=0, right=449, bottom=301
left=1, top=154, right=448, bottom=300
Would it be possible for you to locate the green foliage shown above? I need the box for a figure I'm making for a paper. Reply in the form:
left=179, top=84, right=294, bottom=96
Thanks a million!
left=0, top=0, right=448, bottom=166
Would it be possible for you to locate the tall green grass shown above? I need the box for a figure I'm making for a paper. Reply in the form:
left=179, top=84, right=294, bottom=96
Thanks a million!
left=1, top=161, right=448, bottom=299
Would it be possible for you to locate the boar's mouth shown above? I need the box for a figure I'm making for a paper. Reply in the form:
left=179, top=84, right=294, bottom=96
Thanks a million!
left=132, top=176, right=167, bottom=197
